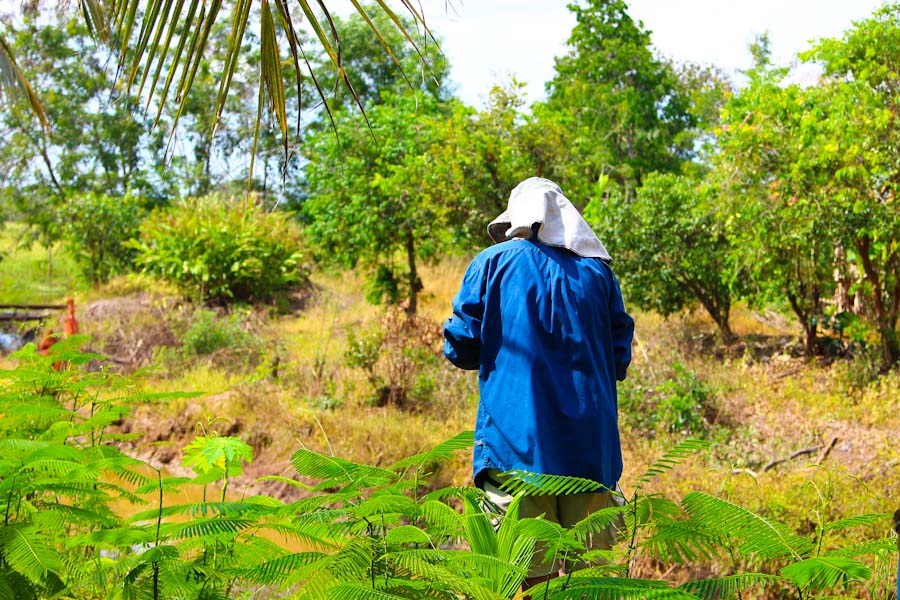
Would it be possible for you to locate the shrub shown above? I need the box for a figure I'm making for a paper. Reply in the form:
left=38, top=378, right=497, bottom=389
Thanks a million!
left=63, top=192, right=145, bottom=283
left=181, top=309, right=259, bottom=357
left=343, top=307, right=442, bottom=408
left=133, top=195, right=307, bottom=304
left=654, top=362, right=715, bottom=435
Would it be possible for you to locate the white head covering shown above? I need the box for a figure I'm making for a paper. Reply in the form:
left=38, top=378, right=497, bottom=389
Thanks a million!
left=487, top=177, right=612, bottom=261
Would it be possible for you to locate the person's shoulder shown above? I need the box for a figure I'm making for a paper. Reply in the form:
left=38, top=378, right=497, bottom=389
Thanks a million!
left=471, top=240, right=535, bottom=262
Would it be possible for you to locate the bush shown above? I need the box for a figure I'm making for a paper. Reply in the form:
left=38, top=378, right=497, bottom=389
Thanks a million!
left=63, top=192, right=145, bottom=283
left=181, top=309, right=259, bottom=357
left=133, top=195, right=307, bottom=304
left=343, top=307, right=442, bottom=408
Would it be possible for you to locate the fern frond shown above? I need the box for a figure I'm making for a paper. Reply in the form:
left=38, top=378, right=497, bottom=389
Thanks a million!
left=159, top=516, right=257, bottom=539
left=326, top=584, right=410, bottom=599
left=419, top=499, right=464, bottom=537
left=679, top=573, right=782, bottom=599
left=128, top=500, right=273, bottom=522
left=569, top=505, right=629, bottom=544
left=780, top=556, right=871, bottom=590
left=681, top=492, right=814, bottom=560
left=0, top=524, right=62, bottom=585
left=542, top=576, right=700, bottom=599
left=823, top=513, right=892, bottom=532
left=389, top=431, right=474, bottom=471
left=234, top=551, right=326, bottom=585
left=388, top=550, right=505, bottom=600
left=291, top=448, right=395, bottom=488
left=422, top=486, right=479, bottom=503
left=636, top=439, right=711, bottom=487
left=498, top=471, right=607, bottom=496
left=351, top=492, right=418, bottom=520
left=384, top=524, right=433, bottom=546
left=822, top=537, right=898, bottom=559
left=641, top=518, right=720, bottom=563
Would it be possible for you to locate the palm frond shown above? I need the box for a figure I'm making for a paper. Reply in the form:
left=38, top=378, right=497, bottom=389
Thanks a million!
left=0, top=33, right=49, bottom=131
left=681, top=492, right=814, bottom=560
left=462, top=495, right=499, bottom=556
left=780, top=556, right=871, bottom=590
left=679, top=573, right=783, bottom=600
left=635, top=439, right=711, bottom=487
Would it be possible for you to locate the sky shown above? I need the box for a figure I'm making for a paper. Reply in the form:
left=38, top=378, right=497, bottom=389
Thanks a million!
left=413, top=0, right=889, bottom=108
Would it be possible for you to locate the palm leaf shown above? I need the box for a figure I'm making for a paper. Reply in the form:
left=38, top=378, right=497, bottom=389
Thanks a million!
left=679, top=573, right=783, bottom=600
left=0, top=30, right=49, bottom=130
left=780, top=556, right=871, bottom=590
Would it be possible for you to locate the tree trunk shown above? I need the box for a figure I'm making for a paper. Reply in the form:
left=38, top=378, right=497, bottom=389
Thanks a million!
left=878, top=320, right=899, bottom=373
left=405, top=229, right=422, bottom=317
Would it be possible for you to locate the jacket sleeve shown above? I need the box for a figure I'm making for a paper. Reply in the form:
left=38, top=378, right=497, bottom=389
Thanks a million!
left=609, top=271, right=634, bottom=381
left=443, top=258, right=486, bottom=371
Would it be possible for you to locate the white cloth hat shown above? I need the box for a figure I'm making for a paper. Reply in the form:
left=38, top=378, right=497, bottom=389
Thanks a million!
left=488, top=177, right=611, bottom=260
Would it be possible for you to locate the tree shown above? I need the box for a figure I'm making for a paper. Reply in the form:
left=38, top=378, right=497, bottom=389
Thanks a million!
left=800, top=4, right=900, bottom=370
left=601, top=173, right=741, bottom=344
left=301, top=92, right=453, bottom=315
left=718, top=69, right=836, bottom=355
left=542, top=0, right=697, bottom=199
left=0, top=12, right=170, bottom=275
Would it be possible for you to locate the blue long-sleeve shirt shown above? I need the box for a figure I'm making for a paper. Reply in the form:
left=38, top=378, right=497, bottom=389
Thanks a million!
left=443, top=240, right=634, bottom=489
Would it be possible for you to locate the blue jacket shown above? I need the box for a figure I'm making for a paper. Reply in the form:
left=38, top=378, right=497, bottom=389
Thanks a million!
left=443, top=240, right=634, bottom=489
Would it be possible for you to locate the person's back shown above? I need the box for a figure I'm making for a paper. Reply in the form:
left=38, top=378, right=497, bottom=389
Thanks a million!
left=443, top=177, right=634, bottom=589
left=444, top=238, right=632, bottom=489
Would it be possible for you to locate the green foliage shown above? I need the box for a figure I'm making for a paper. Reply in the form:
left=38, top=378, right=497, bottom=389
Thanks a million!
left=542, top=0, right=710, bottom=199
left=181, top=308, right=260, bottom=357
left=62, top=192, right=146, bottom=284
left=0, top=344, right=895, bottom=599
left=654, top=363, right=715, bottom=436
left=600, top=173, right=741, bottom=344
left=133, top=195, right=307, bottom=304
left=342, top=308, right=442, bottom=408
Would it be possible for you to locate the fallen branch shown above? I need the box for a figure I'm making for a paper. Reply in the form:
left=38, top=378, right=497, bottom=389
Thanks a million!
left=817, top=436, right=839, bottom=464
left=764, top=445, right=822, bottom=472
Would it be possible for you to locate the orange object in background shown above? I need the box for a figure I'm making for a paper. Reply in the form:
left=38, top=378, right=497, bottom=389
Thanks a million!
left=63, top=297, right=79, bottom=335
left=37, top=298, right=79, bottom=370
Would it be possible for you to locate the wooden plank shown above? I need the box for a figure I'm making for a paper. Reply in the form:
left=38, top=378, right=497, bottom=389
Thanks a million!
left=0, top=303, right=67, bottom=310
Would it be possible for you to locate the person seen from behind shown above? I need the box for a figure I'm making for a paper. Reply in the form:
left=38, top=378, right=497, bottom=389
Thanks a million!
left=442, top=177, right=635, bottom=591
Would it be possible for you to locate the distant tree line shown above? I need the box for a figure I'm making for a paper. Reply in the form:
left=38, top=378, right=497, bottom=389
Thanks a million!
left=2, top=0, right=900, bottom=371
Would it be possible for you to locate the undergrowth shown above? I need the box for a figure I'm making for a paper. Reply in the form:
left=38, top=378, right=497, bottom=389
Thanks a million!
left=0, top=340, right=896, bottom=599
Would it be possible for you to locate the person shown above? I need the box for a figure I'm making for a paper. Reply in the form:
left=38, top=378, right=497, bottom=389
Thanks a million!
left=442, top=177, right=634, bottom=589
